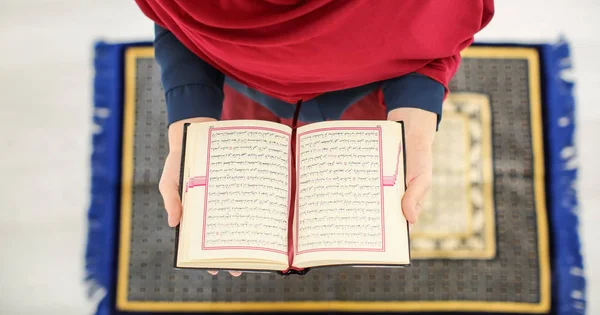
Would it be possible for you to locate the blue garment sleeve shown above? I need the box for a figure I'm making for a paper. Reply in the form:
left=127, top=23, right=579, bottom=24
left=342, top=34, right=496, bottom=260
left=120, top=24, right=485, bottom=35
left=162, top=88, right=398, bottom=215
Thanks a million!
left=381, top=73, right=445, bottom=130
left=153, top=24, right=224, bottom=125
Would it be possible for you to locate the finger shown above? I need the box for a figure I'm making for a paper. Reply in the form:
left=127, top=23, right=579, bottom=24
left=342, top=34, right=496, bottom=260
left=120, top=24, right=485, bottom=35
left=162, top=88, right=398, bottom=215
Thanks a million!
left=207, top=270, right=242, bottom=277
left=402, top=174, right=430, bottom=224
left=159, top=180, right=182, bottom=227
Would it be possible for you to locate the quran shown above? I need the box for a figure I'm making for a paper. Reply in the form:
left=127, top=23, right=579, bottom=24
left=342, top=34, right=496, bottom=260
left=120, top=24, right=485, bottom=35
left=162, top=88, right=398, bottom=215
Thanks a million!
left=175, top=119, right=410, bottom=275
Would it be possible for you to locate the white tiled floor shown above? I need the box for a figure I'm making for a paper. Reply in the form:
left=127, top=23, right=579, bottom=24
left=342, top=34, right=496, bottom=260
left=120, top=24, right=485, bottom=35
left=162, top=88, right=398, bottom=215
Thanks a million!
left=0, top=1, right=597, bottom=314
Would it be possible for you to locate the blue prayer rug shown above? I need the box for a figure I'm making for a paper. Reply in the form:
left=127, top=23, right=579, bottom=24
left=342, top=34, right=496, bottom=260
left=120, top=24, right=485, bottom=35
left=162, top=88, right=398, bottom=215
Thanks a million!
left=85, top=41, right=585, bottom=315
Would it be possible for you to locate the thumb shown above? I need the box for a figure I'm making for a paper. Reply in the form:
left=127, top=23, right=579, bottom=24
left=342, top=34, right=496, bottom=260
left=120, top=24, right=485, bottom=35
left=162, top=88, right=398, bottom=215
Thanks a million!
left=159, top=179, right=182, bottom=227
left=401, top=173, right=431, bottom=224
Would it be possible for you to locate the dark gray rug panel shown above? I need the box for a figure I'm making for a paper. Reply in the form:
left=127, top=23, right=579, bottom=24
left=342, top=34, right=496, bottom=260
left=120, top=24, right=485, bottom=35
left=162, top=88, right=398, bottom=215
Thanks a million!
left=124, top=57, right=542, bottom=304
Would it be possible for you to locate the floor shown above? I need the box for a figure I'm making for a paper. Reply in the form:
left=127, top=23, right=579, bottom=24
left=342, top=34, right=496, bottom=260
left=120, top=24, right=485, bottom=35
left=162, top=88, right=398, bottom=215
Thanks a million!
left=0, top=1, right=597, bottom=314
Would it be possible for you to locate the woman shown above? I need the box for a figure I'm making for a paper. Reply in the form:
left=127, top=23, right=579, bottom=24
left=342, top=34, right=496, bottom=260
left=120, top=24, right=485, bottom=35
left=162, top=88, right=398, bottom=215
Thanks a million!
left=134, top=0, right=494, bottom=276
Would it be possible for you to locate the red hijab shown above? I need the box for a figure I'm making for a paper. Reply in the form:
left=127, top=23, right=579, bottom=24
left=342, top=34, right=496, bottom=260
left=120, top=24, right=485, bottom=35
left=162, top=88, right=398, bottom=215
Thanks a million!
left=135, top=0, right=494, bottom=103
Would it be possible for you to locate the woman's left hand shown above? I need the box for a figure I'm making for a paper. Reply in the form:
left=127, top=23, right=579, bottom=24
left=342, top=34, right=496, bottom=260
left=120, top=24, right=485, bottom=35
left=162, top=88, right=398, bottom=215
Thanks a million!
left=388, top=107, right=436, bottom=225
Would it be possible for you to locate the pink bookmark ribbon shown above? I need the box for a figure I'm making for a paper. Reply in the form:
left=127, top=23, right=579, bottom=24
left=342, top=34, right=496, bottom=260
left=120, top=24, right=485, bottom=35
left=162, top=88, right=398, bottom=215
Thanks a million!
left=185, top=176, right=206, bottom=192
left=383, top=145, right=402, bottom=187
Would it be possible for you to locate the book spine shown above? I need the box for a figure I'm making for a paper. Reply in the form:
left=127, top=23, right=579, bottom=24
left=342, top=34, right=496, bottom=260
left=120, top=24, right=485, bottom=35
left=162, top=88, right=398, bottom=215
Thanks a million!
left=280, top=268, right=310, bottom=276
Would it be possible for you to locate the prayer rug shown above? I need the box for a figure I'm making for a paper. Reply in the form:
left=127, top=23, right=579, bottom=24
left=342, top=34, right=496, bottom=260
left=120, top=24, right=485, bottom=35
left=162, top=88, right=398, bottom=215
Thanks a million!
left=86, top=41, right=585, bottom=314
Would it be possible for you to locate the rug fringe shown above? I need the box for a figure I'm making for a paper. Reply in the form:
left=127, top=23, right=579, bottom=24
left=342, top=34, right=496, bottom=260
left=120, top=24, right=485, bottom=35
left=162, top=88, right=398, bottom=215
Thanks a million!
left=85, top=41, right=127, bottom=315
left=542, top=38, right=586, bottom=314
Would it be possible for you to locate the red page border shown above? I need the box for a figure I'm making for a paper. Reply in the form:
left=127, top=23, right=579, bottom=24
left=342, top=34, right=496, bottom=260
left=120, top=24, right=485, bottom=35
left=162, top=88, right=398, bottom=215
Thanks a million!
left=295, top=126, right=386, bottom=255
left=200, top=126, right=290, bottom=255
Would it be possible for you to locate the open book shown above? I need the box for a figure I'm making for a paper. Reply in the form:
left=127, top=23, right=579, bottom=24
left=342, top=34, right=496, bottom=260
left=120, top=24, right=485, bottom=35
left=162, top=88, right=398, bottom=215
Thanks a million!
left=174, top=119, right=410, bottom=275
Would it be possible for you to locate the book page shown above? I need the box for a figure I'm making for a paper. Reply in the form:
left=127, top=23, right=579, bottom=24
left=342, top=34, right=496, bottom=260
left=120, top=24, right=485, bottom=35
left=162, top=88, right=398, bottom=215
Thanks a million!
left=292, top=120, right=409, bottom=268
left=178, top=120, right=291, bottom=265
left=297, top=126, right=385, bottom=252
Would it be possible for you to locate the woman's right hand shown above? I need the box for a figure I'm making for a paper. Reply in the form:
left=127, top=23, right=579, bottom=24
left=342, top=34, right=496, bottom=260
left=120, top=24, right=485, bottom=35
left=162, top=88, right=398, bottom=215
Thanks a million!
left=159, top=117, right=241, bottom=277
left=159, top=118, right=214, bottom=227
left=159, top=148, right=185, bottom=227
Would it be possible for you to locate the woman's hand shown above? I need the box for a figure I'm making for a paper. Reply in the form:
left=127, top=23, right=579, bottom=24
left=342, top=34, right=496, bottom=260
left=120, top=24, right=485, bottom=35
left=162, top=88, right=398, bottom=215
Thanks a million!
left=160, top=118, right=215, bottom=227
left=160, top=117, right=240, bottom=277
left=387, top=107, right=436, bottom=225
left=207, top=270, right=242, bottom=277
